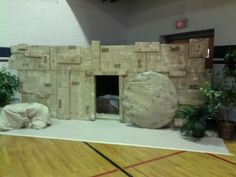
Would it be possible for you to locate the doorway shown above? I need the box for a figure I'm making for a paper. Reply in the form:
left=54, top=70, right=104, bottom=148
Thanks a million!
left=95, top=76, right=119, bottom=119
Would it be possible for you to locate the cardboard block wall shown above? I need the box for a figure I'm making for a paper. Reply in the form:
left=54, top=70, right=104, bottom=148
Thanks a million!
left=9, top=39, right=211, bottom=122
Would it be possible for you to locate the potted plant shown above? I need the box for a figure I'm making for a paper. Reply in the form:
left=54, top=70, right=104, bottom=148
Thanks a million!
left=0, top=67, right=19, bottom=107
left=200, top=81, right=235, bottom=140
left=223, top=49, right=236, bottom=78
left=217, top=49, right=236, bottom=139
left=176, top=105, right=217, bottom=138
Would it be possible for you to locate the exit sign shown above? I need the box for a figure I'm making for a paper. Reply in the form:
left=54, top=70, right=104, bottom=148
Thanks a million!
left=176, top=19, right=188, bottom=29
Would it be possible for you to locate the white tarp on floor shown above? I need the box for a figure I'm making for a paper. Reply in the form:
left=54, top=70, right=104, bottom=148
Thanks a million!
left=0, top=119, right=230, bottom=155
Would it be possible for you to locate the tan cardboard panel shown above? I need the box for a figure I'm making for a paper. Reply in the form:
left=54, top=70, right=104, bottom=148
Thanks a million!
left=91, top=41, right=100, bottom=71
left=134, top=42, right=160, bottom=52
left=187, top=58, right=205, bottom=72
left=170, top=76, right=189, bottom=89
left=56, top=47, right=81, bottom=64
left=92, top=41, right=100, bottom=58
left=147, top=52, right=168, bottom=72
left=34, top=54, right=50, bottom=70
left=25, top=50, right=43, bottom=58
left=57, top=88, right=70, bottom=119
left=189, top=38, right=209, bottom=58
left=70, top=71, right=91, bottom=120
left=57, top=64, right=72, bottom=71
left=178, top=89, right=205, bottom=106
left=50, top=46, right=82, bottom=70
left=89, top=76, right=96, bottom=121
left=179, top=97, right=205, bottom=106
left=9, top=55, right=35, bottom=70
left=119, top=76, right=124, bottom=122
left=57, top=70, right=70, bottom=88
left=178, top=89, right=204, bottom=100
left=100, top=45, right=146, bottom=72
left=71, top=47, right=92, bottom=71
left=161, top=44, right=188, bottom=69
left=187, top=72, right=211, bottom=89
left=11, top=45, right=29, bottom=54
left=18, top=71, right=56, bottom=94
left=169, top=70, right=187, bottom=77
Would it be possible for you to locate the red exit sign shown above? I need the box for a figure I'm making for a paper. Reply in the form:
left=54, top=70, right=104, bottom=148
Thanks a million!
left=176, top=19, right=188, bottom=29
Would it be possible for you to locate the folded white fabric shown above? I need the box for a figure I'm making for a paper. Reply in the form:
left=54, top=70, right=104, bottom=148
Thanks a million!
left=0, top=102, right=51, bottom=131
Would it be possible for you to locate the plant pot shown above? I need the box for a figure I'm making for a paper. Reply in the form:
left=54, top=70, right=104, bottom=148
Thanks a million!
left=0, top=91, right=7, bottom=107
left=227, top=107, right=236, bottom=123
left=218, top=121, right=235, bottom=140
left=192, top=121, right=207, bottom=138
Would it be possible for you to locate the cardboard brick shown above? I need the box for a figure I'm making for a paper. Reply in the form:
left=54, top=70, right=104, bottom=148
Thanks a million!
left=71, top=47, right=92, bottom=71
left=187, top=72, right=211, bottom=89
left=57, top=70, right=70, bottom=119
left=57, top=71, right=70, bottom=88
left=25, top=50, right=43, bottom=58
left=12, top=44, right=29, bottom=54
left=178, top=97, right=205, bottom=106
left=119, top=76, right=125, bottom=122
left=187, top=58, right=205, bottom=72
left=189, top=38, right=209, bottom=58
left=57, top=88, right=70, bottom=119
left=147, top=52, right=169, bottom=72
left=169, top=70, right=186, bottom=77
left=161, top=44, right=188, bottom=69
left=57, top=64, right=72, bottom=71
left=89, top=76, right=96, bottom=121
left=11, top=45, right=29, bottom=54
left=9, top=54, right=35, bottom=70
left=91, top=41, right=100, bottom=70
left=34, top=54, right=50, bottom=70
left=18, top=71, right=56, bottom=94
left=70, top=71, right=91, bottom=120
left=100, top=45, right=146, bottom=72
left=170, top=76, right=189, bottom=89
left=134, top=42, right=160, bottom=52
left=178, top=89, right=204, bottom=100
left=56, top=47, right=81, bottom=64
left=50, top=46, right=82, bottom=70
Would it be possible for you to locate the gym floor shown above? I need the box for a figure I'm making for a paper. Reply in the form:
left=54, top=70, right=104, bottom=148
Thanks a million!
left=0, top=135, right=235, bottom=177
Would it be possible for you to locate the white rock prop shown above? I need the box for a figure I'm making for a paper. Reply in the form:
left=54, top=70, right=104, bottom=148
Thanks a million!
left=123, top=71, right=178, bottom=128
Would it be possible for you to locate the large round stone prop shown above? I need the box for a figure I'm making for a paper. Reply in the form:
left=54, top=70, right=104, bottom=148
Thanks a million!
left=123, top=71, right=178, bottom=128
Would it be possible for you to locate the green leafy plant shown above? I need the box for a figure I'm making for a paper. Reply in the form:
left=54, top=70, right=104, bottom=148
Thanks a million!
left=200, top=79, right=236, bottom=122
left=176, top=105, right=217, bottom=138
left=0, top=67, right=19, bottom=106
left=223, top=49, right=236, bottom=78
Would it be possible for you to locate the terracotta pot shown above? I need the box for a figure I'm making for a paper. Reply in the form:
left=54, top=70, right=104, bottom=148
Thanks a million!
left=218, top=121, right=235, bottom=140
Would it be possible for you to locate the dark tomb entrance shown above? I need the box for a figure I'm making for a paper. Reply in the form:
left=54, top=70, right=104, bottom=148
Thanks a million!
left=96, top=76, right=119, bottom=115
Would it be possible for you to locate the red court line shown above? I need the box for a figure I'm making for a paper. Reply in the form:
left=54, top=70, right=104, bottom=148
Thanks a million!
left=91, top=151, right=185, bottom=177
left=124, top=151, right=185, bottom=169
left=207, top=153, right=236, bottom=167
left=91, top=169, right=119, bottom=177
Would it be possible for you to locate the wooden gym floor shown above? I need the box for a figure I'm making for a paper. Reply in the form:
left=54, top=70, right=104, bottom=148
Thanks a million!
left=0, top=135, right=235, bottom=177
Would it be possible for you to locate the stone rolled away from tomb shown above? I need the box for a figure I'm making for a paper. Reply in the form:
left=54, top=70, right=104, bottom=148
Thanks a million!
left=0, top=103, right=51, bottom=131
left=123, top=71, right=178, bottom=128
